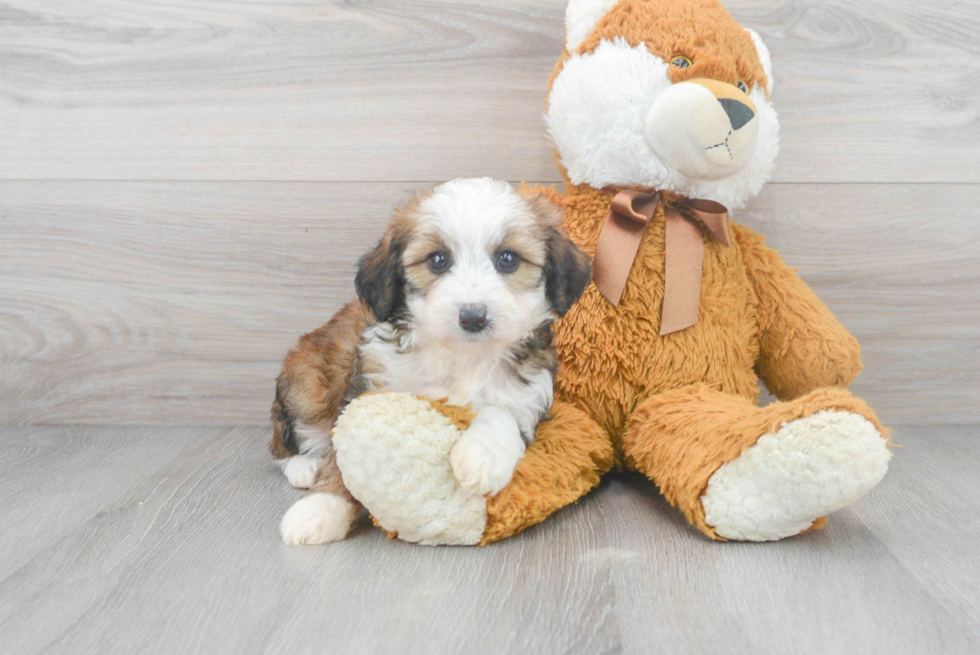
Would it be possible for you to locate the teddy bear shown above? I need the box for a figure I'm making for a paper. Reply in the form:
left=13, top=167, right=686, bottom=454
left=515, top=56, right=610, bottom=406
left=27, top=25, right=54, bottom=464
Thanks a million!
left=328, top=0, right=893, bottom=545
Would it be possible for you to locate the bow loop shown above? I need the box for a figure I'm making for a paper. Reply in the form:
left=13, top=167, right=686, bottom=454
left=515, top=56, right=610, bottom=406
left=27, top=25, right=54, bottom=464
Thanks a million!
left=610, top=189, right=661, bottom=225
left=680, top=198, right=731, bottom=247
left=592, top=190, right=731, bottom=335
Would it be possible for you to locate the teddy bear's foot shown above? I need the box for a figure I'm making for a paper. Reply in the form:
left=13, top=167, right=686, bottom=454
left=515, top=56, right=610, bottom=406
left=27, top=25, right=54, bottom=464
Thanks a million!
left=280, top=492, right=359, bottom=546
left=331, top=393, right=613, bottom=546
left=701, top=410, right=891, bottom=541
left=623, top=386, right=892, bottom=540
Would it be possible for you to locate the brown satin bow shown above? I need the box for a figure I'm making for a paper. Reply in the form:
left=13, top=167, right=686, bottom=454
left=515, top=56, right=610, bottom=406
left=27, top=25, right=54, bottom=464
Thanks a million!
left=592, top=189, right=731, bottom=335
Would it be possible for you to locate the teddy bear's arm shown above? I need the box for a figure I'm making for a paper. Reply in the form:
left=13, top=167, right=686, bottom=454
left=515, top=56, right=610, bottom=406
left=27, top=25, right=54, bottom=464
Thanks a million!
left=732, top=223, right=862, bottom=400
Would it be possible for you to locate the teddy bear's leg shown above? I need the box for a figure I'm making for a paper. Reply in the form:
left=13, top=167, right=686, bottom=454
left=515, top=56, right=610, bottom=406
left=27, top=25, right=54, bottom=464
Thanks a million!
left=480, top=401, right=614, bottom=544
left=621, top=386, right=892, bottom=541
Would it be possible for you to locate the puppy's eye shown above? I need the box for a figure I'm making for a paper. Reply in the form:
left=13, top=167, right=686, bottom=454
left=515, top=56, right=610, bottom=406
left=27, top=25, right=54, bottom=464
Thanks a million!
left=427, top=251, right=451, bottom=275
left=737, top=80, right=748, bottom=93
left=494, top=250, right=520, bottom=274
left=671, top=55, right=692, bottom=68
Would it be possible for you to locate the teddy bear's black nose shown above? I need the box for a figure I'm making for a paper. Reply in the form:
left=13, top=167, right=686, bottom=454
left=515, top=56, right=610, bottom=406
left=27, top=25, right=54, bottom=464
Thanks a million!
left=718, top=98, right=755, bottom=131
left=458, top=304, right=488, bottom=333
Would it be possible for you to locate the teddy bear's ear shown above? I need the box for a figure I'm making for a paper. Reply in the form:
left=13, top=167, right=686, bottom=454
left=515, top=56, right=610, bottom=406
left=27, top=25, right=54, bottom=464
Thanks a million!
left=745, top=28, right=774, bottom=96
left=565, top=0, right=619, bottom=53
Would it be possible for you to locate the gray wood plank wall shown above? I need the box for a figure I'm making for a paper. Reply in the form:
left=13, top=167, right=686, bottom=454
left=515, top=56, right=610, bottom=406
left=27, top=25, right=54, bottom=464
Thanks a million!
left=1, top=0, right=978, bottom=426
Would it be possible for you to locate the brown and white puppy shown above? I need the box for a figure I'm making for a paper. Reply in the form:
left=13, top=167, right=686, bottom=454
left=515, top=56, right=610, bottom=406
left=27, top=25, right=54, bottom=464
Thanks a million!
left=271, top=178, right=591, bottom=545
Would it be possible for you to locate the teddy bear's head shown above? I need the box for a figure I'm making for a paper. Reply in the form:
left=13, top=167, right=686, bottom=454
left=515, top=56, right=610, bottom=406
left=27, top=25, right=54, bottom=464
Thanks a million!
left=546, top=0, right=779, bottom=210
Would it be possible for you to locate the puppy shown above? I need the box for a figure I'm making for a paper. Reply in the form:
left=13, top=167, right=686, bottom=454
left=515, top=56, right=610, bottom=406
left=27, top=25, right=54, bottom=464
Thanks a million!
left=271, top=178, right=591, bottom=545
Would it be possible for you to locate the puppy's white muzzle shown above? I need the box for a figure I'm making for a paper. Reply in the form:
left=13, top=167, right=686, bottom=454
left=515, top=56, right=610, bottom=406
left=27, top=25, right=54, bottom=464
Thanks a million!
left=643, top=78, right=759, bottom=181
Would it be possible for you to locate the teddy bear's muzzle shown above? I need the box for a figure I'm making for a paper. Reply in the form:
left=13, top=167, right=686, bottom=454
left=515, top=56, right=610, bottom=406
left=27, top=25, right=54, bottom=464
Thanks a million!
left=643, top=78, right=759, bottom=181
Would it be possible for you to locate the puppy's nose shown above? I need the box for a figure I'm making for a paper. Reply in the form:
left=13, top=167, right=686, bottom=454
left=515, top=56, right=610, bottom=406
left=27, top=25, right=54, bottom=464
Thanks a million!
left=458, top=304, right=488, bottom=333
left=717, top=97, right=755, bottom=131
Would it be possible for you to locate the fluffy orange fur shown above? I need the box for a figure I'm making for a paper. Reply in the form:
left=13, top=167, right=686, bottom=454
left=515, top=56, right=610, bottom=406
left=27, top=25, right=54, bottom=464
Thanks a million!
left=579, top=0, right=767, bottom=91
left=482, top=184, right=885, bottom=542
left=483, top=401, right=614, bottom=544
left=478, top=0, right=889, bottom=543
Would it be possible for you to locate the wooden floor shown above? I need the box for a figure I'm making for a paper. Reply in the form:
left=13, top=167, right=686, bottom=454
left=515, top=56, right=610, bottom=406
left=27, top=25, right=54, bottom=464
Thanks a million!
left=0, top=425, right=977, bottom=654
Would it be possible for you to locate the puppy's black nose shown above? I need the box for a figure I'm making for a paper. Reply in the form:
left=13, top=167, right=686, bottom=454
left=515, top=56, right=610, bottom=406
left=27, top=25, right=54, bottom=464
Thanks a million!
left=718, top=97, right=755, bottom=131
left=458, top=304, right=488, bottom=333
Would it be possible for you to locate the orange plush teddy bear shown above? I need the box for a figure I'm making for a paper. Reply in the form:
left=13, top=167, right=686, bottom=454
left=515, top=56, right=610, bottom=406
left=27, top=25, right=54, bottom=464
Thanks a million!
left=328, top=0, right=892, bottom=545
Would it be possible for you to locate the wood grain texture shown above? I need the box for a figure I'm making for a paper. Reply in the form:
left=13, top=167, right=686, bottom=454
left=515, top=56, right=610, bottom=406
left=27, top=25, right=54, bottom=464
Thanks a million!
left=0, top=181, right=414, bottom=425
left=2, top=180, right=977, bottom=426
left=1, top=0, right=978, bottom=183
left=0, top=426, right=224, bottom=580
left=0, top=425, right=977, bottom=654
left=740, top=183, right=980, bottom=425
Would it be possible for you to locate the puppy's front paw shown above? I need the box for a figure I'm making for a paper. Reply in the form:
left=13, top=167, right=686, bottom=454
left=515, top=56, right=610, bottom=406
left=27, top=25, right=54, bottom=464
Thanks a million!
left=280, top=454, right=319, bottom=489
left=280, top=493, right=358, bottom=546
left=450, top=436, right=519, bottom=497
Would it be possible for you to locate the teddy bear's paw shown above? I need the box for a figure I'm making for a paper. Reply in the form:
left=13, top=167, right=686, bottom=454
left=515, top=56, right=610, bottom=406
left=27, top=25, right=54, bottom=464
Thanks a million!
left=279, top=454, right=320, bottom=489
left=450, top=435, right=520, bottom=497
left=701, top=410, right=891, bottom=542
left=280, top=493, right=359, bottom=546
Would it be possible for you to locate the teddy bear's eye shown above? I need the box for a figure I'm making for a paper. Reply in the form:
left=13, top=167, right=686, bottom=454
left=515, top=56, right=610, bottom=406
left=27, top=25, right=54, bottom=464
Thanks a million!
left=671, top=55, right=692, bottom=69
left=737, top=80, right=748, bottom=93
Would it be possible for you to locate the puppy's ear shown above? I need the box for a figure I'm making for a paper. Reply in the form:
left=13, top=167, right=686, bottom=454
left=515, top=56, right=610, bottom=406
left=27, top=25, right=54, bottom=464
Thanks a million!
left=544, top=225, right=591, bottom=316
left=355, top=229, right=406, bottom=322
left=523, top=192, right=591, bottom=317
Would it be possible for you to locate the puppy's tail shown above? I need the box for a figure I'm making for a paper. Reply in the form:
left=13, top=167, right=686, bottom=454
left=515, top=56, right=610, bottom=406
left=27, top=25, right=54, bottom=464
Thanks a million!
left=270, top=376, right=300, bottom=459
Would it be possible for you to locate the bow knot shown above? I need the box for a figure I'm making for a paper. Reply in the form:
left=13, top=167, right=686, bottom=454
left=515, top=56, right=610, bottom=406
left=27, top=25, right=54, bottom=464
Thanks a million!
left=592, top=189, right=731, bottom=335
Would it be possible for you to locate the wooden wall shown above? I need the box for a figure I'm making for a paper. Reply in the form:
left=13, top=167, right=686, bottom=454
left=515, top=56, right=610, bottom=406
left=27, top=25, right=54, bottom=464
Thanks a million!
left=2, top=0, right=978, bottom=426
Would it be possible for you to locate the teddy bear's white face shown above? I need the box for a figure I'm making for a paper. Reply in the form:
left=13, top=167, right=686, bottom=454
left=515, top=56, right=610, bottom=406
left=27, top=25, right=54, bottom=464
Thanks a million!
left=547, top=0, right=780, bottom=210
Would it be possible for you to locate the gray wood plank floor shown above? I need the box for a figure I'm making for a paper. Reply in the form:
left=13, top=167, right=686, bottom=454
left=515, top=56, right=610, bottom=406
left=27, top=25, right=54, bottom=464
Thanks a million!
left=0, top=425, right=977, bottom=655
